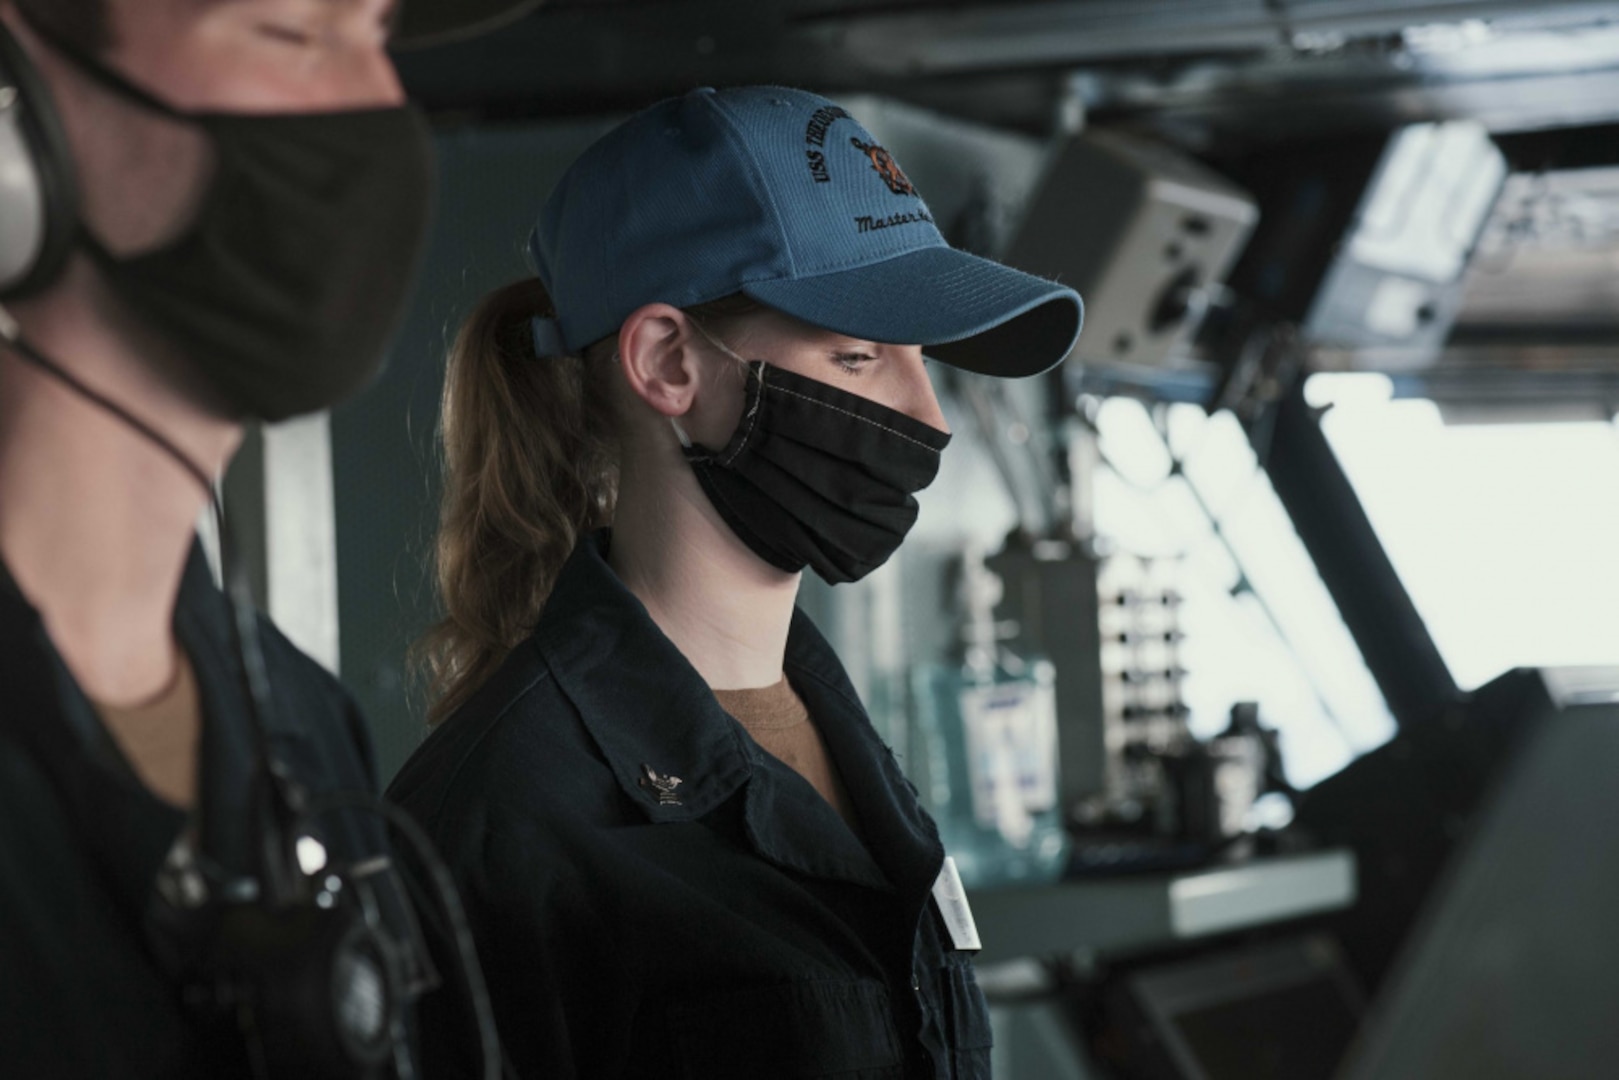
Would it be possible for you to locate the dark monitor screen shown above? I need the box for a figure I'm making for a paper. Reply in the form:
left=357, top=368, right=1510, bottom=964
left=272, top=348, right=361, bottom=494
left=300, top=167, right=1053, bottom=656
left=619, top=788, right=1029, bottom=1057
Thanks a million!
left=1126, top=935, right=1363, bottom=1080
left=1339, top=696, right=1619, bottom=1080
left=1174, top=978, right=1360, bottom=1080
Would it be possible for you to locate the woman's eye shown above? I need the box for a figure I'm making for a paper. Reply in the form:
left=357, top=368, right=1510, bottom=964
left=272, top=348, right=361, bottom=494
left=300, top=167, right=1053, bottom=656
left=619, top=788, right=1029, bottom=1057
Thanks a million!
left=833, top=352, right=876, bottom=374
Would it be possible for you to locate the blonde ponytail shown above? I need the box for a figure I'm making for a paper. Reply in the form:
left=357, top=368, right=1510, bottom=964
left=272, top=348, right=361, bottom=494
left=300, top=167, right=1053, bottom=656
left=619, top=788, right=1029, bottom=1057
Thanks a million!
left=416, top=284, right=765, bottom=725
left=416, top=279, right=619, bottom=725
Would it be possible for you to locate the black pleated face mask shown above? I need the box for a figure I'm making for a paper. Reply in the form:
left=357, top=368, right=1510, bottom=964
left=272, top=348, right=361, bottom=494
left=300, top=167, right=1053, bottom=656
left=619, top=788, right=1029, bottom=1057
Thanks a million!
left=678, top=359, right=952, bottom=585
left=31, top=16, right=435, bottom=422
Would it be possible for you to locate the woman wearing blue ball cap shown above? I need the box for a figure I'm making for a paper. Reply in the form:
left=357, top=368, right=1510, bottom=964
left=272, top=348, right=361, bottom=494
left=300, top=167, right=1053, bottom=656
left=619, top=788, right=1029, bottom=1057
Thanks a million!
left=388, top=86, right=1082, bottom=1077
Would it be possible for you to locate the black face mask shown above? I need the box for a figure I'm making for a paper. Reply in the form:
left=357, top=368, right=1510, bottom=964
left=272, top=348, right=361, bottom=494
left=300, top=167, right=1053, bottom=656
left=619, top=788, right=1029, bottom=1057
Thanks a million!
left=679, top=360, right=952, bottom=585
left=32, top=18, right=435, bottom=422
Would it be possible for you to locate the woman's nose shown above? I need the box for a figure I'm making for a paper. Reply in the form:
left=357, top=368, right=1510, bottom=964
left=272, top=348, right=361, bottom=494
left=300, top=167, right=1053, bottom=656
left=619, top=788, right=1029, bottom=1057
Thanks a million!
left=899, top=351, right=950, bottom=433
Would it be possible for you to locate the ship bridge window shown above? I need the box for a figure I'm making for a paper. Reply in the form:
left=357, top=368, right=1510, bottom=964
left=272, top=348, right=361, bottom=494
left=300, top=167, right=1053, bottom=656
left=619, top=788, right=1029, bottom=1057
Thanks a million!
left=1089, top=396, right=1396, bottom=789
left=1308, top=371, right=1619, bottom=691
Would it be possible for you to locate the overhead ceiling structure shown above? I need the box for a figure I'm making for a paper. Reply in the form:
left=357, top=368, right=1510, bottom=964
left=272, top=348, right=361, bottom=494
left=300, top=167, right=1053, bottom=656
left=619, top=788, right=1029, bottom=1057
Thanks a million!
left=1457, top=167, right=1619, bottom=337
left=396, top=0, right=1619, bottom=391
left=398, top=0, right=1619, bottom=146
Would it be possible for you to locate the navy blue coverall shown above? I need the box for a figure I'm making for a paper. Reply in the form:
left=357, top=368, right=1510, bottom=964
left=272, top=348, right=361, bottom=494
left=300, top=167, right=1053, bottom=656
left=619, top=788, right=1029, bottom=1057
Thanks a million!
left=389, top=532, right=993, bottom=1079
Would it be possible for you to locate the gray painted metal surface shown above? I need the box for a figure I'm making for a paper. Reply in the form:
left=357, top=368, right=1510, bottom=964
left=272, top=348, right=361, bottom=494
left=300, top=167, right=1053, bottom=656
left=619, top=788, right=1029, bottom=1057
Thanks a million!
left=968, top=849, right=1358, bottom=965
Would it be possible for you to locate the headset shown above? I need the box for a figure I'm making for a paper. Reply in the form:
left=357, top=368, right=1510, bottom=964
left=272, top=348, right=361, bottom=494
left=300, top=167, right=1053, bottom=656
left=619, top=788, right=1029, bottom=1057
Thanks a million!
left=0, top=17, right=75, bottom=297
left=0, top=18, right=503, bottom=1079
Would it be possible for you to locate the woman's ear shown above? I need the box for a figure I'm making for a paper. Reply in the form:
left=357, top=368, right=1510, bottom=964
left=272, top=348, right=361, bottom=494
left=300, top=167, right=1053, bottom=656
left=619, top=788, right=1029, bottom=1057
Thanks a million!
left=616, top=303, right=700, bottom=418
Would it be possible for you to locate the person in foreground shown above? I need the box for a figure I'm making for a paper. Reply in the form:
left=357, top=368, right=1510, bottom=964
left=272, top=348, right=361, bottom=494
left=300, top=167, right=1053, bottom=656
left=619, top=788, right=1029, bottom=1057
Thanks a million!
left=389, top=85, right=1084, bottom=1079
left=0, top=0, right=531, bottom=1074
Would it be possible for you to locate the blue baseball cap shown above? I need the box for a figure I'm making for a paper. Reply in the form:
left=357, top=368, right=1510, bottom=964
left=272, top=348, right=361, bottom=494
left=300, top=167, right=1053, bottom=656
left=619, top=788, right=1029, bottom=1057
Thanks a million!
left=528, top=86, right=1083, bottom=378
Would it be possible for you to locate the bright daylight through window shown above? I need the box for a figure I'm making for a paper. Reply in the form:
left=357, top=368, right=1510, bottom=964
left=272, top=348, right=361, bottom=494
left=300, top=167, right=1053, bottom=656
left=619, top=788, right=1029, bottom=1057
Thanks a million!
left=1088, top=396, right=1396, bottom=789
left=1308, top=372, right=1619, bottom=691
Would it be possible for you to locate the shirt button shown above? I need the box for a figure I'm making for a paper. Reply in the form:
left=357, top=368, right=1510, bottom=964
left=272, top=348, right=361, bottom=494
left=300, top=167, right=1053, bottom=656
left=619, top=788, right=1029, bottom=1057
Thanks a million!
left=911, top=973, right=922, bottom=993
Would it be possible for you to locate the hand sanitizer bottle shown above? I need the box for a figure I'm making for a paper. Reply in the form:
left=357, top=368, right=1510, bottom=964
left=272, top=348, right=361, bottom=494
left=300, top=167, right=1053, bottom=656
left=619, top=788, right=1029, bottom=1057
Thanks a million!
left=912, top=548, right=1068, bottom=889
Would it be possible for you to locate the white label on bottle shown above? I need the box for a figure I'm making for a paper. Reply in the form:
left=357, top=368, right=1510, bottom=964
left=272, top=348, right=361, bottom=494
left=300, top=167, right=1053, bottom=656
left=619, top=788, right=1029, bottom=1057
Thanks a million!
left=932, top=856, right=983, bottom=952
left=1019, top=672, right=1060, bottom=815
left=958, top=678, right=1060, bottom=845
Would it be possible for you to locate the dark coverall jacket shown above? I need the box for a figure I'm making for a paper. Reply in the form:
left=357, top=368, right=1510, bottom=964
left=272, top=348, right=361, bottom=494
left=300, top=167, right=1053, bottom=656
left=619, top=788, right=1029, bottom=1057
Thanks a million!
left=0, top=548, right=404, bottom=1077
left=388, top=532, right=994, bottom=1079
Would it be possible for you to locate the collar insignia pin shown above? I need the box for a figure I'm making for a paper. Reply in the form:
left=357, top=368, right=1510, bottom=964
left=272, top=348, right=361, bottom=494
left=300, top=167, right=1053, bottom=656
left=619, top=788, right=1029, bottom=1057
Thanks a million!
left=639, top=763, right=684, bottom=807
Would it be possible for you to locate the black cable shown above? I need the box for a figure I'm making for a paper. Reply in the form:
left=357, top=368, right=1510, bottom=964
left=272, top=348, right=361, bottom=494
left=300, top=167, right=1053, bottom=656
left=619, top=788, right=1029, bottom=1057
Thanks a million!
left=0, top=314, right=504, bottom=1078
left=304, top=793, right=510, bottom=1080
left=0, top=328, right=216, bottom=493
left=0, top=315, right=301, bottom=898
left=386, top=860, right=519, bottom=1080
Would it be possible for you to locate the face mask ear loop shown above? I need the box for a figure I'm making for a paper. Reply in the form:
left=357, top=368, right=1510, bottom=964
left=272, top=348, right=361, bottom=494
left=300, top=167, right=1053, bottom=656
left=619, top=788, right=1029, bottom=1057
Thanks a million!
left=679, top=315, right=760, bottom=454
left=687, top=314, right=759, bottom=379
left=14, top=5, right=188, bottom=120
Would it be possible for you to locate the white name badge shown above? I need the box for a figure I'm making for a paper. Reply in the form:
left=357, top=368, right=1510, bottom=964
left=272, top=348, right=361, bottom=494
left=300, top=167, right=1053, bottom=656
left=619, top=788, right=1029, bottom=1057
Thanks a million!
left=931, top=856, right=982, bottom=953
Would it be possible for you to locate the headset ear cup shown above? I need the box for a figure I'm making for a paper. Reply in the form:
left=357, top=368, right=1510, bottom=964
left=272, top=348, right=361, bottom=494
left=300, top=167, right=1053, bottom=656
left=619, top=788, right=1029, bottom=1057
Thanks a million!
left=0, top=20, right=79, bottom=299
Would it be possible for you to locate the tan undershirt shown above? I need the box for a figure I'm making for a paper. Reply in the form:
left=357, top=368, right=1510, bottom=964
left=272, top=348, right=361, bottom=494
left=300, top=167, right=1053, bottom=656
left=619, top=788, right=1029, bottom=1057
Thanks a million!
left=713, top=677, right=859, bottom=830
left=93, top=651, right=200, bottom=810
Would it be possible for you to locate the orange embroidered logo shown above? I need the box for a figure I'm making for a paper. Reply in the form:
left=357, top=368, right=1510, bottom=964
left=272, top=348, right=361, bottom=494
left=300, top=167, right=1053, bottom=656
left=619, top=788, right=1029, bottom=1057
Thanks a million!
left=849, top=138, right=916, bottom=196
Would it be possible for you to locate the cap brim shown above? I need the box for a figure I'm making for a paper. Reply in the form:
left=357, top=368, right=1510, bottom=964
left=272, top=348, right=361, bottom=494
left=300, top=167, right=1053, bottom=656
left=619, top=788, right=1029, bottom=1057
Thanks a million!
left=392, top=0, right=545, bottom=49
left=742, top=246, right=1083, bottom=379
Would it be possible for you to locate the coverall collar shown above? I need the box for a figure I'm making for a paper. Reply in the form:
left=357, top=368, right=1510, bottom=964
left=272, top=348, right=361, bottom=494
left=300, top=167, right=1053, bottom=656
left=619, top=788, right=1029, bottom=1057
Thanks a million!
left=531, top=532, right=943, bottom=894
